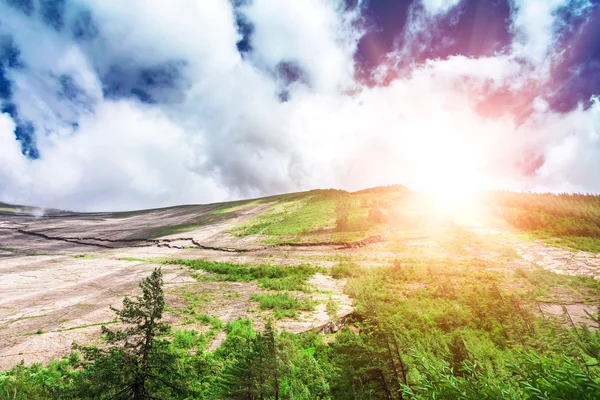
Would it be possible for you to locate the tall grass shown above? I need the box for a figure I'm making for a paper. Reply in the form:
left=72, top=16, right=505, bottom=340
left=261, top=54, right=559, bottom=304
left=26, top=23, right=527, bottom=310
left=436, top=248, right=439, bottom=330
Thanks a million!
left=163, top=259, right=325, bottom=291
left=250, top=292, right=316, bottom=319
left=489, top=191, right=600, bottom=251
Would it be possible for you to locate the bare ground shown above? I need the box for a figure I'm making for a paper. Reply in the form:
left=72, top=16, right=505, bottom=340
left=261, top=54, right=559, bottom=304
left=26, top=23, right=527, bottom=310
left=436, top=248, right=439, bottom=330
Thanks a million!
left=2, top=201, right=600, bottom=369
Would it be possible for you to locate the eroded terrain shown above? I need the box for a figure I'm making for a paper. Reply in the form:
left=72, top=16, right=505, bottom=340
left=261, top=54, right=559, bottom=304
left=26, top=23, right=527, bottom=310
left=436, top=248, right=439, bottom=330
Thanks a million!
left=2, top=196, right=600, bottom=370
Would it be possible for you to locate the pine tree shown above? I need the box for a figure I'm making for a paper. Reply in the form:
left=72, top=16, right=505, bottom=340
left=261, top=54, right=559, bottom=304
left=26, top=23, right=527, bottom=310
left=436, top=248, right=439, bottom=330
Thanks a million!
left=75, top=268, right=187, bottom=399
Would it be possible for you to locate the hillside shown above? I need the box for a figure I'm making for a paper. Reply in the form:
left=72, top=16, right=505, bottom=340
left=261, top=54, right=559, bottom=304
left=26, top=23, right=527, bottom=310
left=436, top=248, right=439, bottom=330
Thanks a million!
left=2, top=187, right=600, bottom=398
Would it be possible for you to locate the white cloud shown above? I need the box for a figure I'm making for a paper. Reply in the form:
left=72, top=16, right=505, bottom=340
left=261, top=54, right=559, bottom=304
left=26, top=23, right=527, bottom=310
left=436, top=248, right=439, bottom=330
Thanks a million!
left=511, top=0, right=569, bottom=62
left=241, top=0, right=361, bottom=92
left=0, top=0, right=599, bottom=211
left=421, top=0, right=463, bottom=15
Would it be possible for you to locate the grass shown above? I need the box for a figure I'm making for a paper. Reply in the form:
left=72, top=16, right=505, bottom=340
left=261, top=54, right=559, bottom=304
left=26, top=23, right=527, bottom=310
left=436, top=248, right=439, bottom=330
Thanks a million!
left=172, top=329, right=208, bottom=350
left=57, top=321, right=118, bottom=333
left=72, top=254, right=93, bottom=259
left=147, top=224, right=199, bottom=238
left=331, top=260, right=363, bottom=279
left=514, top=265, right=600, bottom=303
left=231, top=190, right=392, bottom=244
left=491, top=191, right=600, bottom=252
left=211, top=199, right=261, bottom=215
left=250, top=292, right=316, bottom=319
left=167, top=290, right=223, bottom=328
left=163, top=259, right=325, bottom=292
left=118, top=257, right=149, bottom=262
left=536, top=234, right=600, bottom=253
left=326, top=296, right=339, bottom=318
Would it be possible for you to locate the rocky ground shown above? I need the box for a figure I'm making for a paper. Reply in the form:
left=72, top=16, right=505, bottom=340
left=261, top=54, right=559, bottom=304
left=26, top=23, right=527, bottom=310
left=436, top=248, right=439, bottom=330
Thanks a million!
left=1, top=199, right=599, bottom=369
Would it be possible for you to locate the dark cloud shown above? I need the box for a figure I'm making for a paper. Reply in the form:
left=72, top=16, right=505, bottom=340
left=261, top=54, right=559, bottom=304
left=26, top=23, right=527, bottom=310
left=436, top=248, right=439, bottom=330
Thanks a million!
left=101, top=61, right=187, bottom=104
left=546, top=3, right=600, bottom=112
left=0, top=36, right=24, bottom=69
left=5, top=0, right=34, bottom=16
left=71, top=10, right=100, bottom=41
left=0, top=0, right=600, bottom=210
left=14, top=121, right=38, bottom=159
left=355, top=0, right=512, bottom=80
left=40, top=0, right=66, bottom=31
left=354, top=0, right=412, bottom=79
left=57, top=74, right=96, bottom=111
left=0, top=64, right=11, bottom=100
left=0, top=38, right=39, bottom=159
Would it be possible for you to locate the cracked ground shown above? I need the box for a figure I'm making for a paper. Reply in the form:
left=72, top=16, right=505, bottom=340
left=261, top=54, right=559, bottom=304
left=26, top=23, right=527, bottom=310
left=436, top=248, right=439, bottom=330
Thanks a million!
left=1, top=196, right=600, bottom=369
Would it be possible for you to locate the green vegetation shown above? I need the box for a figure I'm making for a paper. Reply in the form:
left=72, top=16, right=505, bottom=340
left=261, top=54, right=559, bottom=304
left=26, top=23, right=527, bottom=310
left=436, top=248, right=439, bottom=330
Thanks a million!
left=72, top=254, right=93, bottom=259
left=331, top=259, right=361, bottom=279
left=167, top=290, right=223, bottom=329
left=211, top=199, right=261, bottom=215
left=492, top=191, right=600, bottom=252
left=147, top=224, right=199, bottom=238
left=118, top=257, right=148, bottom=262
left=250, top=292, right=316, bottom=319
left=163, top=259, right=325, bottom=292
left=231, top=188, right=400, bottom=244
left=4, top=258, right=600, bottom=399
left=326, top=296, right=339, bottom=318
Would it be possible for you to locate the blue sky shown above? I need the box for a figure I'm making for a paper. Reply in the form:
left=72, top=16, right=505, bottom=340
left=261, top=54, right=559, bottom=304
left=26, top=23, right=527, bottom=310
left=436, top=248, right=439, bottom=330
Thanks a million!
left=1, top=0, right=599, bottom=211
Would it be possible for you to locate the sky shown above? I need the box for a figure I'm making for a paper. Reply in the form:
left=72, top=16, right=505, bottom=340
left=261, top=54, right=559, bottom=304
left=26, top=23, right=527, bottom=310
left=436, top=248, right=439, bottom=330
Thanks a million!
left=0, top=0, right=599, bottom=211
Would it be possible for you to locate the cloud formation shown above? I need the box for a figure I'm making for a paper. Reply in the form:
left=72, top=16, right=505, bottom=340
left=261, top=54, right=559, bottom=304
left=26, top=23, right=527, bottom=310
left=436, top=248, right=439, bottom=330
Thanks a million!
left=0, top=0, right=599, bottom=211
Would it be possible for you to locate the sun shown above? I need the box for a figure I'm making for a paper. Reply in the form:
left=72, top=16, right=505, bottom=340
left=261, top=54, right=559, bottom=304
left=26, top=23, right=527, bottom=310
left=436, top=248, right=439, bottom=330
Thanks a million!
left=398, top=126, right=492, bottom=222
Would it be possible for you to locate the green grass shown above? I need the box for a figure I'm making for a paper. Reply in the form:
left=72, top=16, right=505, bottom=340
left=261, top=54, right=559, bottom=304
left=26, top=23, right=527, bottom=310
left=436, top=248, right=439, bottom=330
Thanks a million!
left=491, top=192, right=600, bottom=252
left=72, top=254, right=93, bottom=259
left=167, top=290, right=223, bottom=328
left=514, top=265, right=600, bottom=303
left=326, top=296, right=339, bottom=318
left=331, top=260, right=363, bottom=279
left=163, top=259, right=325, bottom=292
left=537, top=234, right=600, bottom=253
left=211, top=199, right=261, bottom=215
left=118, top=257, right=150, bottom=262
left=250, top=292, right=316, bottom=319
left=147, top=224, right=199, bottom=238
left=172, top=329, right=208, bottom=350
left=231, top=190, right=393, bottom=244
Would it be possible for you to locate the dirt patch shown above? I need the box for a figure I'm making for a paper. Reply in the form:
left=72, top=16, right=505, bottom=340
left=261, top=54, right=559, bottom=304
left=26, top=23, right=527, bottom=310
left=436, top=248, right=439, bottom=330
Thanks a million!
left=0, top=255, right=192, bottom=369
left=4, top=197, right=600, bottom=370
left=538, top=303, right=598, bottom=328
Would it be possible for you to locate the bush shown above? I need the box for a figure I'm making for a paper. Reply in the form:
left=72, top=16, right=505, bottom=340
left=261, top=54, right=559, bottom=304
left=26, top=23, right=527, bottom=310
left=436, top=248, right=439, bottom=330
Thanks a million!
left=250, top=293, right=316, bottom=319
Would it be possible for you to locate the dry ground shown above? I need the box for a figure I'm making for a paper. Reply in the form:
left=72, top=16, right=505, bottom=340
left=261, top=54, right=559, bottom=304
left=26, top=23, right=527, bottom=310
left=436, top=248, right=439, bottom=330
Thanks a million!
left=2, top=199, right=600, bottom=370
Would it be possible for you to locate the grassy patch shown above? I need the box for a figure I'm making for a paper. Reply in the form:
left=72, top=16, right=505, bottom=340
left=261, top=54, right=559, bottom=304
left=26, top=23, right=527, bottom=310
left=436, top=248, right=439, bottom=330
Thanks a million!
left=326, top=296, right=339, bottom=318
left=172, top=329, right=208, bottom=350
left=515, top=266, right=600, bottom=303
left=211, top=199, right=261, bottom=215
left=72, top=254, right=93, bottom=259
left=538, top=235, right=600, bottom=253
left=331, top=260, right=363, bottom=279
left=57, top=321, right=117, bottom=333
left=231, top=190, right=392, bottom=244
left=167, top=290, right=223, bottom=328
left=147, top=224, right=199, bottom=238
left=250, top=292, right=316, bottom=319
left=491, top=192, right=600, bottom=252
left=118, top=257, right=149, bottom=262
left=163, top=259, right=325, bottom=292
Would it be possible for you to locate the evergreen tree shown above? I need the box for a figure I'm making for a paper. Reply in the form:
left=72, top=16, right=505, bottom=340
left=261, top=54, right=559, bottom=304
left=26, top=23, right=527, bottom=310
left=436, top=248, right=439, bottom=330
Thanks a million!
left=75, top=268, right=188, bottom=400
